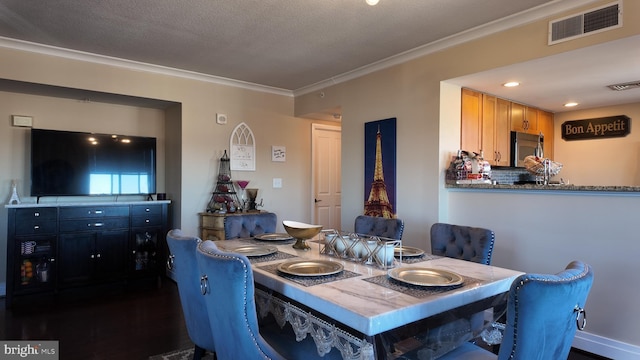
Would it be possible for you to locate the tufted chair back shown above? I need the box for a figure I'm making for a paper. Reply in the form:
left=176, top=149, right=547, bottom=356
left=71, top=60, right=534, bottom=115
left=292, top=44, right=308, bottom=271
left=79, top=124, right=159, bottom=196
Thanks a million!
left=195, top=240, right=341, bottom=360
left=354, top=215, right=404, bottom=239
left=430, top=223, right=495, bottom=265
left=165, top=229, right=215, bottom=360
left=439, top=260, right=594, bottom=360
left=224, top=212, right=277, bottom=239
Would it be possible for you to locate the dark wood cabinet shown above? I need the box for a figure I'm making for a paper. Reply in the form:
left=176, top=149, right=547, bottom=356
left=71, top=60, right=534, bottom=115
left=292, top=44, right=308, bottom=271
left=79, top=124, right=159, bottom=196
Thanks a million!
left=58, top=230, right=129, bottom=287
left=5, top=201, right=170, bottom=307
left=130, top=204, right=169, bottom=278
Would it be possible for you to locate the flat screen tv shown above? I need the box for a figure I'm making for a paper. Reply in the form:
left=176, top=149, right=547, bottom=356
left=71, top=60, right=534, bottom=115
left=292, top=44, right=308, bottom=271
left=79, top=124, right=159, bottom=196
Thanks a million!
left=31, top=129, right=156, bottom=197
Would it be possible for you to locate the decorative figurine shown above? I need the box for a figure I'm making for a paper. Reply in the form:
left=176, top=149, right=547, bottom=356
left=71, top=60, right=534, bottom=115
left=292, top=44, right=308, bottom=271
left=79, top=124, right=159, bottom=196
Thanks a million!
left=9, top=180, right=20, bottom=205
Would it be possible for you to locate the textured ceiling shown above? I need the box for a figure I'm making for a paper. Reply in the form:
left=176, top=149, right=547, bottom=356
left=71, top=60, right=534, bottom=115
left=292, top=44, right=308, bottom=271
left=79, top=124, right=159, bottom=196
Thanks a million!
left=0, top=0, right=637, bottom=115
left=0, top=0, right=554, bottom=91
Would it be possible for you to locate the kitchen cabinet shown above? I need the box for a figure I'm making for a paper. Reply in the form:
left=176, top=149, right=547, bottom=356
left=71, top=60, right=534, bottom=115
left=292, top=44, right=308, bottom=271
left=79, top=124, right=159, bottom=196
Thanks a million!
left=5, top=201, right=170, bottom=307
left=511, top=103, right=539, bottom=134
left=494, top=98, right=512, bottom=165
left=460, top=89, right=511, bottom=166
left=461, top=87, right=556, bottom=167
left=460, top=88, right=482, bottom=154
left=537, top=109, right=554, bottom=159
left=481, top=96, right=511, bottom=166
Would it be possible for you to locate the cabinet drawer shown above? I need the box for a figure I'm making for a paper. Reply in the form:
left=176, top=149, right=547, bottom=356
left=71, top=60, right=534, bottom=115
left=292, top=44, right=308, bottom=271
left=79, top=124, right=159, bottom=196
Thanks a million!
left=131, top=204, right=163, bottom=217
left=60, top=206, right=129, bottom=219
left=15, top=208, right=57, bottom=222
left=60, top=217, right=129, bottom=232
left=15, top=221, right=57, bottom=236
left=131, top=214, right=163, bottom=227
left=201, top=214, right=225, bottom=228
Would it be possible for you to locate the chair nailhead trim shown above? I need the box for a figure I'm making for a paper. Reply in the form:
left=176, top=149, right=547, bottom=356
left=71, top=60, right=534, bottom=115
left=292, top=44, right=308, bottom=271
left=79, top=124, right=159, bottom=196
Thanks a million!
left=203, top=247, right=274, bottom=360
left=507, top=264, right=591, bottom=359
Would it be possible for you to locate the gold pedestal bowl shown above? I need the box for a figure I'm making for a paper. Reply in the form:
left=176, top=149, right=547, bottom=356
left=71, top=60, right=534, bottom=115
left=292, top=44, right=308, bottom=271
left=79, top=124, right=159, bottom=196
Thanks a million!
left=283, top=220, right=323, bottom=251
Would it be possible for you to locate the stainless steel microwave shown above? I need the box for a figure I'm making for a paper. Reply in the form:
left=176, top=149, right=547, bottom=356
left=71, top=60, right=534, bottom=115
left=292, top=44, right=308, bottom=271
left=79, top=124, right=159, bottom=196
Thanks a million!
left=510, top=131, right=543, bottom=167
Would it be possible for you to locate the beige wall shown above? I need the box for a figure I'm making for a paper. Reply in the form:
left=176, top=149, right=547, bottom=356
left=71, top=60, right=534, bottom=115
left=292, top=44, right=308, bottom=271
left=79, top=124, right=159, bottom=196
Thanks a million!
left=554, top=102, right=640, bottom=186
left=295, top=0, right=640, bottom=356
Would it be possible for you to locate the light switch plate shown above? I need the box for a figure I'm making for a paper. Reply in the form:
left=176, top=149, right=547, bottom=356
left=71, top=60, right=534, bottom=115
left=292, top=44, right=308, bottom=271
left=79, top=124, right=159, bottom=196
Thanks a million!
left=273, top=178, right=282, bottom=188
left=12, top=115, right=33, bottom=127
left=216, top=113, right=227, bottom=125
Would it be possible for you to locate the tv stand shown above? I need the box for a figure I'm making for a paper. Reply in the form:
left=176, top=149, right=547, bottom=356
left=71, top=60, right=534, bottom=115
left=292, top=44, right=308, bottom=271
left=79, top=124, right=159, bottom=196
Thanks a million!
left=5, top=201, right=171, bottom=308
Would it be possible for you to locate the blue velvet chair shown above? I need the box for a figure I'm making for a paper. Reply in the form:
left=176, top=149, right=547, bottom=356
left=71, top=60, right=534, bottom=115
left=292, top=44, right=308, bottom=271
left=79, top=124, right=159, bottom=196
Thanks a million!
left=354, top=215, right=404, bottom=239
left=166, top=229, right=216, bottom=360
left=195, top=240, right=342, bottom=360
left=430, top=223, right=495, bottom=265
left=438, top=260, right=594, bottom=360
left=423, top=223, right=495, bottom=356
left=224, top=212, right=277, bottom=239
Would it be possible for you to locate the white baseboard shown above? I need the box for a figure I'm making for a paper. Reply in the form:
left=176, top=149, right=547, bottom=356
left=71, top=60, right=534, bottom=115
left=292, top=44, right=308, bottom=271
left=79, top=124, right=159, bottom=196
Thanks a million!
left=573, top=331, right=640, bottom=359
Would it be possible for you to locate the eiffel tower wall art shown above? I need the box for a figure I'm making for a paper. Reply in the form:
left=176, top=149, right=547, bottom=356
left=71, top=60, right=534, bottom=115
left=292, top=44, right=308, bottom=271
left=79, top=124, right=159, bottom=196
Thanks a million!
left=364, top=118, right=397, bottom=219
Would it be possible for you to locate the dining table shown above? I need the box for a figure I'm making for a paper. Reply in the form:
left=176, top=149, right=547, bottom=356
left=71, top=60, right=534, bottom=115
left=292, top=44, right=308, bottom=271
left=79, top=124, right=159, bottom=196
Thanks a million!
left=213, top=235, right=523, bottom=360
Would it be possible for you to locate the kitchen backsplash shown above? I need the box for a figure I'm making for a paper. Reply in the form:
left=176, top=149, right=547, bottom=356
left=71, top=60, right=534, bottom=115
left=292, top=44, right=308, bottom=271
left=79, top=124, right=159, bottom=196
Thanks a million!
left=487, top=167, right=537, bottom=184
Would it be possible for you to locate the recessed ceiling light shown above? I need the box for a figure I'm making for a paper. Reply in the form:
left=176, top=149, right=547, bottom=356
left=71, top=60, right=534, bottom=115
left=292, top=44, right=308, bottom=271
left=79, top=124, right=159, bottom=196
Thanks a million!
left=366, top=0, right=379, bottom=5
left=564, top=102, right=579, bottom=107
left=503, top=82, right=520, bottom=87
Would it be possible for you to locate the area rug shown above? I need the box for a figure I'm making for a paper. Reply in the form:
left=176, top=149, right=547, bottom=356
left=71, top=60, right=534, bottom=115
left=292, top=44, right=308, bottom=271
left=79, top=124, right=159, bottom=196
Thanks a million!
left=149, top=346, right=215, bottom=360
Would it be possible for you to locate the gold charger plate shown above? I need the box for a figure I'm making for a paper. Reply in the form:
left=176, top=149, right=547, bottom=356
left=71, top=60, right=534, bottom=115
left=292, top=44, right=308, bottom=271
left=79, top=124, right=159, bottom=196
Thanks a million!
left=230, top=245, right=277, bottom=257
left=388, top=267, right=463, bottom=287
left=277, top=259, right=344, bottom=277
left=394, top=246, right=425, bottom=257
left=254, top=233, right=294, bottom=241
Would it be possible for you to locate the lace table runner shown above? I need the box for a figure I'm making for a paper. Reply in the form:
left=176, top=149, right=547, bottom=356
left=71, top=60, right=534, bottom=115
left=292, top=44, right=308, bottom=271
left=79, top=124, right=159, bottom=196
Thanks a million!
left=363, top=274, right=484, bottom=298
left=256, top=288, right=374, bottom=360
left=258, top=263, right=361, bottom=287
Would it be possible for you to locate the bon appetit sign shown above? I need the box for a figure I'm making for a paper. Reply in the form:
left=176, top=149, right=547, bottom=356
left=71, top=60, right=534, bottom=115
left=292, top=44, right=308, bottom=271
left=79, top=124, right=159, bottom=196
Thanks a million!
left=561, top=115, right=630, bottom=141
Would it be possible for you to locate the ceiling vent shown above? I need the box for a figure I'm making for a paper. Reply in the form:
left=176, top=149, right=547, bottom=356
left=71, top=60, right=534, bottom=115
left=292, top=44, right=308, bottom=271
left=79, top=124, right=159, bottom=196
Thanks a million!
left=548, top=1, right=621, bottom=45
left=607, top=81, right=640, bottom=91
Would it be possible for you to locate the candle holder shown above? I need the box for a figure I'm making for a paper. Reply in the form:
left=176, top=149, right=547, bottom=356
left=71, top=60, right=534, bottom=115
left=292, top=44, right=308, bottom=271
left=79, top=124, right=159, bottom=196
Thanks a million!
left=235, top=180, right=250, bottom=210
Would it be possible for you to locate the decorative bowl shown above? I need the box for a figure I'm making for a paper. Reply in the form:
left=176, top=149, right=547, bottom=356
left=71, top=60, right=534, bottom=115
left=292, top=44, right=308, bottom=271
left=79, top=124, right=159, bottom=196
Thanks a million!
left=283, top=220, right=323, bottom=250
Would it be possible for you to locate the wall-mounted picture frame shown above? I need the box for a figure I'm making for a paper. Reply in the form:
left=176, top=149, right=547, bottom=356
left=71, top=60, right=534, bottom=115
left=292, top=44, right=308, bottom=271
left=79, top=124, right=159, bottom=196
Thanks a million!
left=364, top=117, right=397, bottom=219
left=272, top=145, right=286, bottom=162
left=230, top=122, right=256, bottom=171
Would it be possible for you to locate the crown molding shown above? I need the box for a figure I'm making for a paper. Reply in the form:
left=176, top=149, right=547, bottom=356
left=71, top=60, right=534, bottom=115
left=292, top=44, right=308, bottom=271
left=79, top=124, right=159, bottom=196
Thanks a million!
left=293, top=0, right=601, bottom=96
left=0, top=0, right=599, bottom=98
left=0, top=36, right=293, bottom=97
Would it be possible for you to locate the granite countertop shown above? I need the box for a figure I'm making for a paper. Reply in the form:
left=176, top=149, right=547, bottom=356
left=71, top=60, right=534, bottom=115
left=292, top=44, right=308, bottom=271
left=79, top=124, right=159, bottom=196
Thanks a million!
left=446, top=182, right=640, bottom=192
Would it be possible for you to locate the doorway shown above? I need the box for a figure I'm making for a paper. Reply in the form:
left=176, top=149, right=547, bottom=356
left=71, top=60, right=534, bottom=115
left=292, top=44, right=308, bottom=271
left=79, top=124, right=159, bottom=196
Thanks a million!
left=311, top=124, right=341, bottom=230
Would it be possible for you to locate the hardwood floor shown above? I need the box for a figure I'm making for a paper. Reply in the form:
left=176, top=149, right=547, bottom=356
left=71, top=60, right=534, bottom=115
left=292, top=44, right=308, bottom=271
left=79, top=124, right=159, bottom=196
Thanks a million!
left=1, top=280, right=192, bottom=360
left=0, top=279, right=608, bottom=360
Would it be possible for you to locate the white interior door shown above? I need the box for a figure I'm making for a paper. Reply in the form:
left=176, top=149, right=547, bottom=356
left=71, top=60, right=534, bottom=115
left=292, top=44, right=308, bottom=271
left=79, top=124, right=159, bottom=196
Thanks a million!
left=312, top=124, right=341, bottom=230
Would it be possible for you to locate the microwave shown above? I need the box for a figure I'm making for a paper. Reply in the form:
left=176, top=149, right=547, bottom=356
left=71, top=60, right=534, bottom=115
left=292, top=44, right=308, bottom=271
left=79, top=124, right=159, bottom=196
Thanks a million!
left=510, top=131, right=543, bottom=167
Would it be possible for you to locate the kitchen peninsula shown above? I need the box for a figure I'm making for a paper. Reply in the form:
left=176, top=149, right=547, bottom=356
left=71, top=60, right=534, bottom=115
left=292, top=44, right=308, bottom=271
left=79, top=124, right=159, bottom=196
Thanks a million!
left=447, top=183, right=640, bottom=193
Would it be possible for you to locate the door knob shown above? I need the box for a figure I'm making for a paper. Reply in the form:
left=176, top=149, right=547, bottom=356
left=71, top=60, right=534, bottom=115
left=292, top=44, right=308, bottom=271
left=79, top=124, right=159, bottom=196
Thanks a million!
left=314, top=198, right=322, bottom=203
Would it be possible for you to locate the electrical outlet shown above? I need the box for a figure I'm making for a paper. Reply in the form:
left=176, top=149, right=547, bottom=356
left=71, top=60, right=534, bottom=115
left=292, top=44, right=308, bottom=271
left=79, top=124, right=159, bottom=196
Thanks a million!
left=273, top=178, right=282, bottom=188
